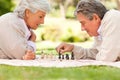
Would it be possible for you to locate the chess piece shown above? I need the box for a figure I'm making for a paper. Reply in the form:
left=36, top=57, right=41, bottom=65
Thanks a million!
left=40, top=49, right=45, bottom=59
left=58, top=52, right=63, bottom=61
left=66, top=54, right=69, bottom=60
left=49, top=54, right=53, bottom=59
left=40, top=53, right=45, bottom=59
left=71, top=52, right=74, bottom=60
left=46, top=54, right=49, bottom=59
left=62, top=55, right=64, bottom=59
left=58, top=52, right=61, bottom=59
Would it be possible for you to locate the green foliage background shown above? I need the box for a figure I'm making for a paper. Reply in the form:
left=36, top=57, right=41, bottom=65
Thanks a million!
left=0, top=0, right=14, bottom=16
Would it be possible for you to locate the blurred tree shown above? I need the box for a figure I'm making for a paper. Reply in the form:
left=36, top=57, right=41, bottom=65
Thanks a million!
left=50, top=0, right=120, bottom=18
left=116, top=0, right=120, bottom=10
left=0, top=0, right=14, bottom=16
left=101, top=0, right=117, bottom=9
left=50, top=0, right=79, bottom=19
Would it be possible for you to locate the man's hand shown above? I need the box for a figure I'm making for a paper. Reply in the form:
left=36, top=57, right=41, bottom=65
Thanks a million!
left=56, top=43, right=74, bottom=54
left=22, top=50, right=36, bottom=60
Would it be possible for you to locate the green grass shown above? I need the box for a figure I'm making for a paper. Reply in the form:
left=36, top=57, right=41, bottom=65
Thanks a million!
left=0, top=65, right=120, bottom=80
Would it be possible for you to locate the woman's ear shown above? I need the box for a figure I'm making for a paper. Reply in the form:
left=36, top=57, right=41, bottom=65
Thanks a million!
left=25, top=9, right=31, bottom=18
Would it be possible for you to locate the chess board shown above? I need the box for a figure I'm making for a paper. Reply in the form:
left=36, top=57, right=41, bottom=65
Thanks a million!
left=39, top=51, right=75, bottom=61
left=0, top=55, right=120, bottom=68
left=35, top=55, right=120, bottom=68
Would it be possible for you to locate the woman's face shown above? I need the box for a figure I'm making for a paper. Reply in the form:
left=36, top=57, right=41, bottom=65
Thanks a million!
left=24, top=9, right=46, bottom=30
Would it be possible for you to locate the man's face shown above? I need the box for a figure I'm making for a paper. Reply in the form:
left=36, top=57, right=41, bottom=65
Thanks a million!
left=25, top=9, right=46, bottom=30
left=76, top=13, right=101, bottom=36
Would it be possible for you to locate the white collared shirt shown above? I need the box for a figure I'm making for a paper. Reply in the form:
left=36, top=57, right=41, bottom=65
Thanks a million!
left=97, top=25, right=102, bottom=41
left=20, top=19, right=36, bottom=52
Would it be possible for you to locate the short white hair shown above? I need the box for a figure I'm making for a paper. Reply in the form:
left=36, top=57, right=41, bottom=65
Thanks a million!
left=14, top=0, right=50, bottom=18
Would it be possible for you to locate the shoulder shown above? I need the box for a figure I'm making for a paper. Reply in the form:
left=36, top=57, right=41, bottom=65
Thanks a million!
left=107, top=9, right=120, bottom=18
left=101, top=9, right=120, bottom=27
left=4, top=13, right=26, bottom=29
left=0, top=13, right=27, bottom=33
left=103, top=9, right=120, bottom=21
left=0, top=13, right=17, bottom=19
left=0, top=13, right=13, bottom=21
left=0, top=13, right=22, bottom=24
left=108, top=9, right=120, bottom=15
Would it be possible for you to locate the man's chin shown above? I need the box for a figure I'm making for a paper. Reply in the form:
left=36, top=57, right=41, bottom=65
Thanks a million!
left=32, top=27, right=37, bottom=30
left=88, top=34, right=93, bottom=37
left=88, top=33, right=99, bottom=37
left=89, top=35, right=93, bottom=37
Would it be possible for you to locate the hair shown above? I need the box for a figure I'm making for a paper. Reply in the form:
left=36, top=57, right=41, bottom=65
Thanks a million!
left=74, top=0, right=107, bottom=20
left=14, top=0, right=51, bottom=18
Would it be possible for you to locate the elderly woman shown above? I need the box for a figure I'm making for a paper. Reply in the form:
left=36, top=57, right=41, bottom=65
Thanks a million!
left=0, top=0, right=50, bottom=60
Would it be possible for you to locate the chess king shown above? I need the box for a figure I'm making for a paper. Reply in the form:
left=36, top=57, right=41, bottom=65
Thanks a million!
left=56, top=0, right=120, bottom=62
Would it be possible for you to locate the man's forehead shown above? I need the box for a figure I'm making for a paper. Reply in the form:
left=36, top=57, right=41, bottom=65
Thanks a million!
left=77, top=13, right=90, bottom=21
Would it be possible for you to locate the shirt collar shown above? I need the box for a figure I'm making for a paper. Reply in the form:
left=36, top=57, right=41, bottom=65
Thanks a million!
left=20, top=19, right=31, bottom=39
left=97, top=25, right=102, bottom=41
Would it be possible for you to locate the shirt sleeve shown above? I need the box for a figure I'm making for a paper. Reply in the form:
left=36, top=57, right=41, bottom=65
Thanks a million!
left=72, top=44, right=98, bottom=60
left=27, top=41, right=36, bottom=52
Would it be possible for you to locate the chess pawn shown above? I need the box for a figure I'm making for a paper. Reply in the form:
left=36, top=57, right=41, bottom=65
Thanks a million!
left=52, top=54, right=57, bottom=60
left=71, top=52, right=74, bottom=60
left=40, top=53, right=45, bottom=59
left=58, top=53, right=61, bottom=59
left=49, top=54, right=53, bottom=60
left=62, top=55, right=64, bottom=60
left=65, top=54, right=69, bottom=60
left=46, top=54, right=49, bottom=59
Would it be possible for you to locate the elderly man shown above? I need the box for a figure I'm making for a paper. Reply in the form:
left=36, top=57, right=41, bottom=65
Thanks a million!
left=0, top=0, right=50, bottom=60
left=56, top=0, right=120, bottom=62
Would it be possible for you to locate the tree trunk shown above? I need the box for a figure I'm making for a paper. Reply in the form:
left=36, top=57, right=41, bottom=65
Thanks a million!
left=116, top=0, right=120, bottom=10
left=59, top=3, right=66, bottom=19
left=59, top=0, right=73, bottom=19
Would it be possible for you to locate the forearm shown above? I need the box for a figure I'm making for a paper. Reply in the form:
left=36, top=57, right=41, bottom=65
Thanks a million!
left=72, top=45, right=98, bottom=60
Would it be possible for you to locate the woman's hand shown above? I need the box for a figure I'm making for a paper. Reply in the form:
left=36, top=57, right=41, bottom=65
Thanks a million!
left=22, top=50, right=36, bottom=60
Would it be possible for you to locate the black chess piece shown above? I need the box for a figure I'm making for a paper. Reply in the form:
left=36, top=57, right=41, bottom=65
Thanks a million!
left=66, top=54, right=69, bottom=60
left=71, top=52, right=74, bottom=60
left=58, top=53, right=61, bottom=59
left=62, top=55, right=64, bottom=59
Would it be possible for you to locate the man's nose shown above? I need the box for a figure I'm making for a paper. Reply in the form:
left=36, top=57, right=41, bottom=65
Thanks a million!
left=81, top=26, right=85, bottom=31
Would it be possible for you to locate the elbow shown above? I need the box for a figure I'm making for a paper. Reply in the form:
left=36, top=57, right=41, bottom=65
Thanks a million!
left=10, top=48, right=26, bottom=59
left=96, top=55, right=116, bottom=62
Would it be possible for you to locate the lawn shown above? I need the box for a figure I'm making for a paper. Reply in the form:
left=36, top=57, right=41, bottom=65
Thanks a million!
left=0, top=65, right=120, bottom=80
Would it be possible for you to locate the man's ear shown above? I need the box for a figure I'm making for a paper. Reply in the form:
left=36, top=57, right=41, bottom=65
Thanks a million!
left=93, top=13, right=101, bottom=22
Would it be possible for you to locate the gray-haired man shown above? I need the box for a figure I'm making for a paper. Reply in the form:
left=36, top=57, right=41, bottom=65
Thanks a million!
left=56, top=0, right=120, bottom=62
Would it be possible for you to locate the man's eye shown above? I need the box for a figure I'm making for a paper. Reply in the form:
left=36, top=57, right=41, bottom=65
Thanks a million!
left=39, top=16, right=42, bottom=18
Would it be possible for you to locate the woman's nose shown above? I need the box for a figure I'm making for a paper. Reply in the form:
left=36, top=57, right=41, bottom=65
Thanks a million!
left=40, top=18, right=45, bottom=24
